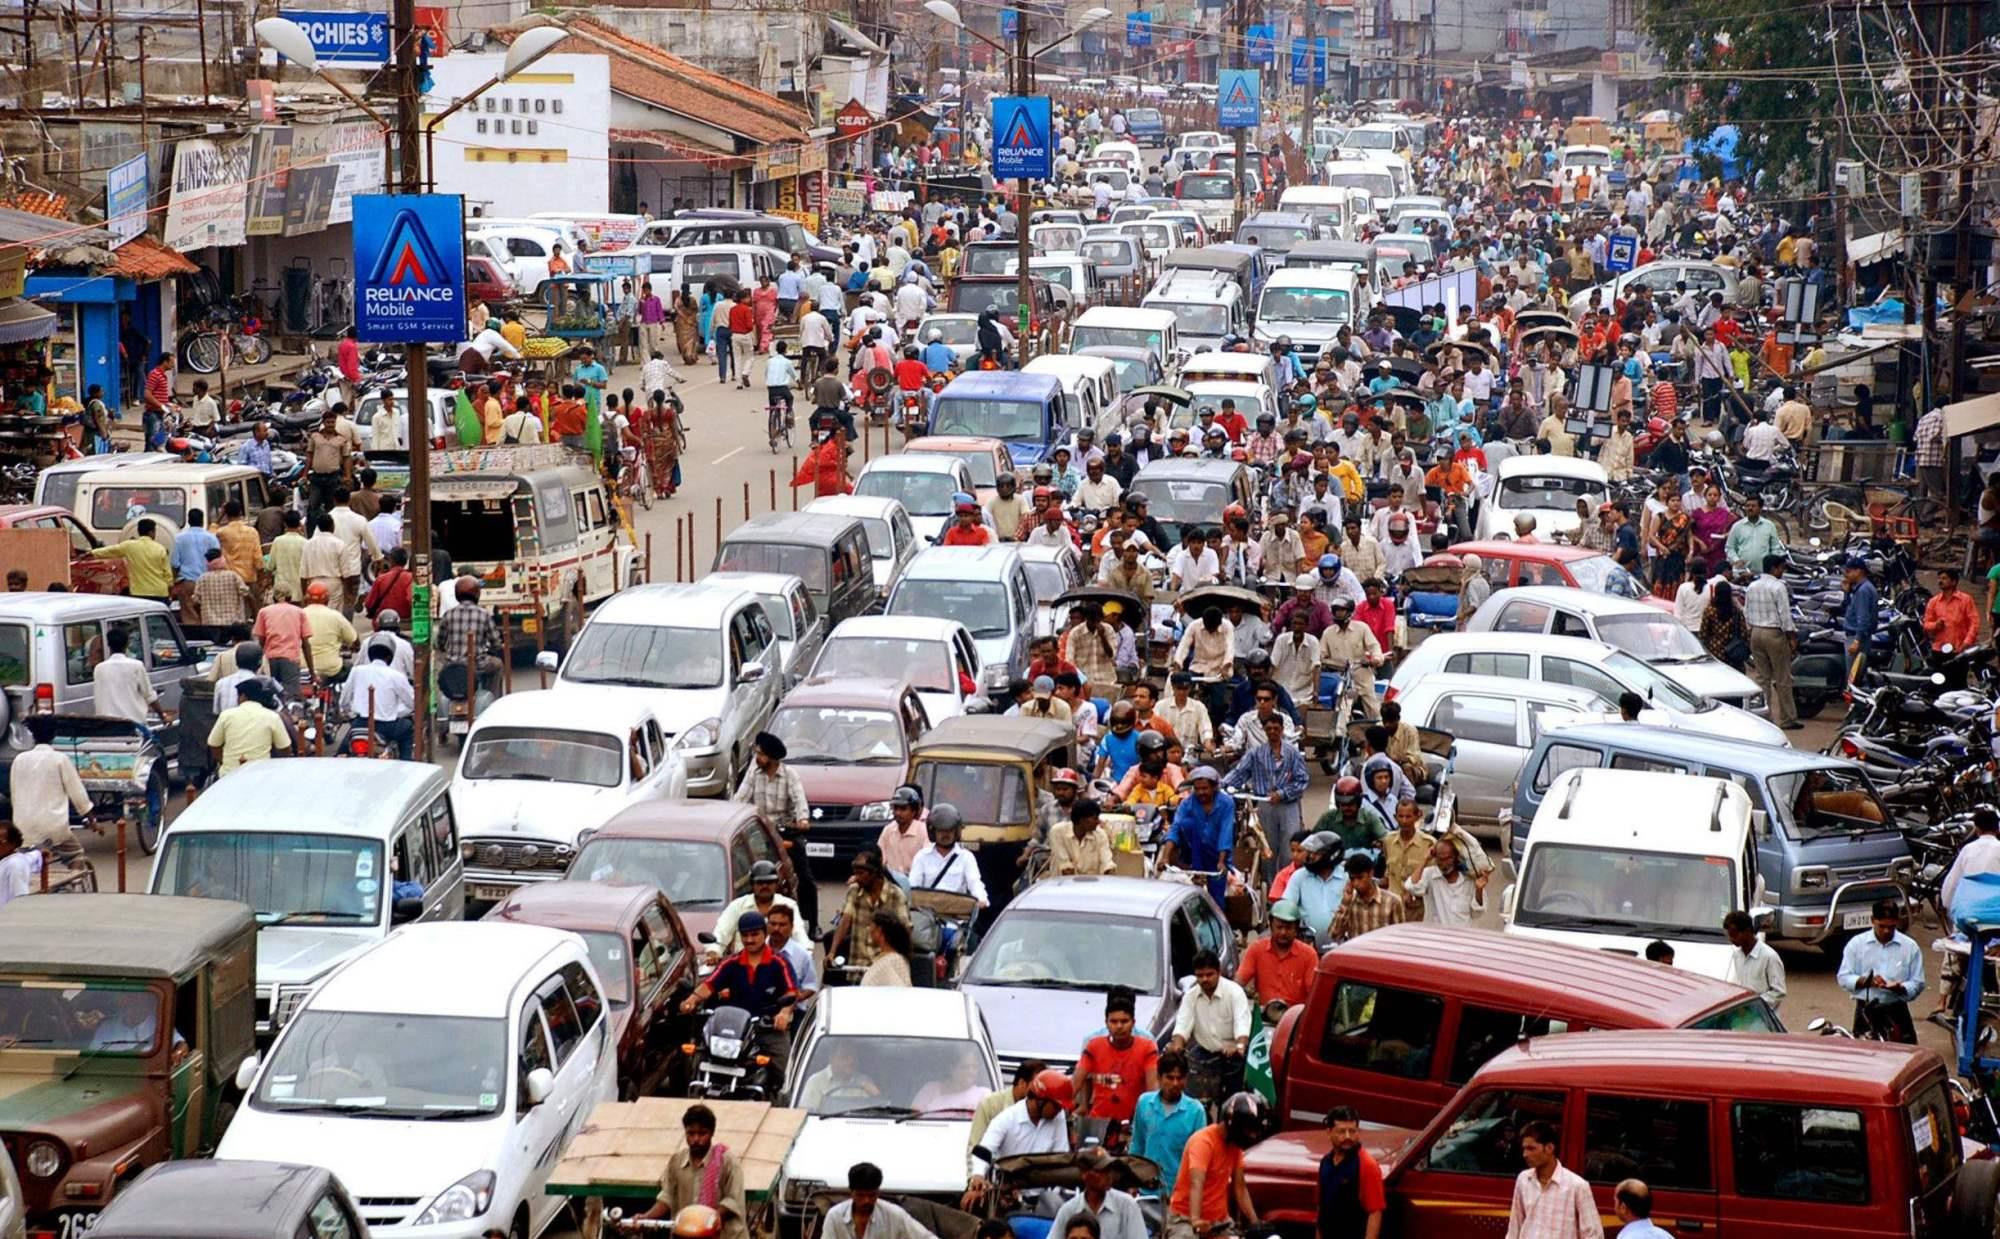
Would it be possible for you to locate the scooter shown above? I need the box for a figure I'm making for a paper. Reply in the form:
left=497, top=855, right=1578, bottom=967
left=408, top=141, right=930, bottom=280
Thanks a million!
left=685, top=1004, right=785, bottom=1101
left=436, top=660, right=497, bottom=751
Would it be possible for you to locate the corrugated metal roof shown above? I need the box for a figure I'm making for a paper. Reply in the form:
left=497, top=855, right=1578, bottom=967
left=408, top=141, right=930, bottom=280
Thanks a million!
left=0, top=204, right=106, bottom=246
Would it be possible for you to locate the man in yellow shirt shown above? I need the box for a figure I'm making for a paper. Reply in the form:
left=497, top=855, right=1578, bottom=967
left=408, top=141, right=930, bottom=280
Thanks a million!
left=90, top=519, right=171, bottom=599
left=215, top=500, right=265, bottom=600
left=301, top=582, right=358, bottom=682
left=267, top=510, right=308, bottom=602
left=479, top=379, right=506, bottom=445
left=499, top=311, right=528, bottom=355
left=1325, top=444, right=1365, bottom=505
left=207, top=678, right=292, bottom=774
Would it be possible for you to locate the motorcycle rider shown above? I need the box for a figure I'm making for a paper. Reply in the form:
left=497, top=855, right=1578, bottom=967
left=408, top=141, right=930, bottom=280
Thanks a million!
left=678, top=910, right=799, bottom=1070
left=988, top=472, right=1030, bottom=542
left=908, top=803, right=988, bottom=908
left=921, top=329, right=957, bottom=375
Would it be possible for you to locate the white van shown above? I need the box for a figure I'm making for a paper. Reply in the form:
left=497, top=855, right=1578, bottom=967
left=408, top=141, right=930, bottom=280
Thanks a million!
left=1023, top=354, right=1121, bottom=439
left=1253, top=265, right=1370, bottom=360
left=527, top=211, right=647, bottom=250
left=1142, top=270, right=1247, bottom=354
left=1092, top=141, right=1144, bottom=177
left=475, top=217, right=592, bottom=258
left=1067, top=306, right=1181, bottom=374
left=1502, top=768, right=1765, bottom=982
left=1179, top=349, right=1280, bottom=391
left=221, top=922, right=618, bottom=1239
left=149, top=758, right=463, bottom=1040
left=1277, top=186, right=1352, bottom=241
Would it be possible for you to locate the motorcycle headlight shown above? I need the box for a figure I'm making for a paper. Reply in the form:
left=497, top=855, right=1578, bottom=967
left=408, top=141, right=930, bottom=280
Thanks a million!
left=859, top=800, right=894, bottom=822
left=784, top=1178, right=827, bottom=1207
left=681, top=718, right=720, bottom=749
left=709, top=1034, right=744, bottom=1060
left=412, top=1170, right=497, bottom=1227
left=24, top=1140, right=63, bottom=1179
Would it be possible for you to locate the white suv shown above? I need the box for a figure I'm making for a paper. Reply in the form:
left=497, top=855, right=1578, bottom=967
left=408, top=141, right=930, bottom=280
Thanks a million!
left=222, top=922, right=617, bottom=1239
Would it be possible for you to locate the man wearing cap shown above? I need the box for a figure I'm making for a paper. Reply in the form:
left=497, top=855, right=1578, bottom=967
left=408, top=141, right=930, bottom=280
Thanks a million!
left=1103, top=537, right=1157, bottom=606
left=1318, top=599, right=1384, bottom=722
left=941, top=494, right=995, bottom=547
left=987, top=473, right=1031, bottom=542
left=1235, top=901, right=1315, bottom=1008
left=1258, top=513, right=1307, bottom=579
left=1021, top=674, right=1075, bottom=725
left=680, top=910, right=799, bottom=1069
left=1841, top=555, right=1879, bottom=675
left=1049, top=797, right=1117, bottom=878
left=1052, top=1149, right=1148, bottom=1239
left=1162, top=768, right=1235, bottom=903
left=734, top=731, right=817, bottom=932
left=714, top=857, right=803, bottom=956
left=302, top=581, right=358, bottom=685
left=1025, top=498, right=1080, bottom=551
left=876, top=785, right=930, bottom=876
left=1273, top=574, right=1333, bottom=638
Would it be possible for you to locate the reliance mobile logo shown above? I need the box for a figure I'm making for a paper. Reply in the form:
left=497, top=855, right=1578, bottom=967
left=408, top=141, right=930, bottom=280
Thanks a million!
left=364, top=208, right=459, bottom=308
left=1224, top=77, right=1254, bottom=108
left=998, top=102, right=1047, bottom=159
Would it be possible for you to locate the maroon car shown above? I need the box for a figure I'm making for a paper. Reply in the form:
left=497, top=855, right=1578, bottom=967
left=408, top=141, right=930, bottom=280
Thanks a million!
left=485, top=881, right=702, bottom=1098
left=566, top=800, right=797, bottom=942
left=763, top=676, right=931, bottom=873
left=466, top=255, right=512, bottom=307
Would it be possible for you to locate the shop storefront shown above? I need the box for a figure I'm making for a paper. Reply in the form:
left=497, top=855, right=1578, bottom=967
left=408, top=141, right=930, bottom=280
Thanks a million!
left=0, top=284, right=64, bottom=465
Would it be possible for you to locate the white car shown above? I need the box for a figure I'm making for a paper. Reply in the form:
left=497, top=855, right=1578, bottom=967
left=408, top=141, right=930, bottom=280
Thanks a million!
left=853, top=455, right=979, bottom=545
left=804, top=495, right=922, bottom=595
left=1502, top=768, right=1765, bottom=983
left=1388, top=632, right=1789, bottom=748
left=1179, top=130, right=1227, bottom=150
left=1464, top=586, right=1767, bottom=713
left=810, top=615, right=986, bottom=723
left=454, top=690, right=688, bottom=907
left=1571, top=260, right=1740, bottom=318
left=353, top=387, right=455, bottom=450
left=1474, top=456, right=1610, bottom=543
left=775, top=989, right=1001, bottom=1226
left=704, top=570, right=831, bottom=691
left=915, top=314, right=982, bottom=366
left=221, top=922, right=619, bottom=1239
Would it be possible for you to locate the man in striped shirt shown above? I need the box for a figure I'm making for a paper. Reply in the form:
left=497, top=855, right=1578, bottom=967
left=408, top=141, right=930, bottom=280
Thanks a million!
left=143, top=352, right=174, bottom=447
left=1744, top=554, right=1801, bottom=730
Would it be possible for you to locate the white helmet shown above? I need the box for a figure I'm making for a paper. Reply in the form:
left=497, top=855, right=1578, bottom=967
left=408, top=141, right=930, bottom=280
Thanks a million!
left=927, top=329, right=943, bottom=343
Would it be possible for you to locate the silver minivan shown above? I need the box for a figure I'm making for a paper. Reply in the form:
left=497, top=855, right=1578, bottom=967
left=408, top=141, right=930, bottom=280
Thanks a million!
left=0, top=594, right=206, bottom=768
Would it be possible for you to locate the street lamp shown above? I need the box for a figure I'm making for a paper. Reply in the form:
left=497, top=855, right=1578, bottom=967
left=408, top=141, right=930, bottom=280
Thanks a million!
left=419, top=26, right=568, bottom=191
left=925, top=1, right=1109, bottom=363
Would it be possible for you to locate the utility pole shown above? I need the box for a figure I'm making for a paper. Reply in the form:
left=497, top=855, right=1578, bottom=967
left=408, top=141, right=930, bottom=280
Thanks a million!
left=1300, top=0, right=1316, bottom=181
left=1014, top=9, right=1034, bottom=363
left=391, top=0, right=437, bottom=760
left=1946, top=0, right=1981, bottom=407
left=1230, top=0, right=1245, bottom=233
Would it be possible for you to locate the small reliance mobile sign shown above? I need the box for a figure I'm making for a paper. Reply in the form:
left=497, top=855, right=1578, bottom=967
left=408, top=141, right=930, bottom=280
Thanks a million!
left=992, top=97, right=1053, bottom=181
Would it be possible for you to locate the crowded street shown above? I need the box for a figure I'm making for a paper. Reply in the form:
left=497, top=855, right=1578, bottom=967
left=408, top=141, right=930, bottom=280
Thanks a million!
left=3, top=6, right=2000, bottom=1239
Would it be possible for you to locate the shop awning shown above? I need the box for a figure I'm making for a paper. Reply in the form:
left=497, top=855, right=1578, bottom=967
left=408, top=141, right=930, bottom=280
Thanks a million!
left=1943, top=391, right=2000, bottom=438
left=1847, top=229, right=1903, bottom=267
left=0, top=297, right=58, bottom=344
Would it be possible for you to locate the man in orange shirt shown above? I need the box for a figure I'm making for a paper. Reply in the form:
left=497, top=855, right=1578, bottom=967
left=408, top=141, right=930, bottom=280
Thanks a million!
left=1167, top=1094, right=1264, bottom=1239
left=790, top=417, right=851, bottom=498
left=1924, top=568, right=1981, bottom=655
left=548, top=382, right=589, bottom=448
left=1234, top=900, right=1315, bottom=1008
left=1072, top=988, right=1160, bottom=1122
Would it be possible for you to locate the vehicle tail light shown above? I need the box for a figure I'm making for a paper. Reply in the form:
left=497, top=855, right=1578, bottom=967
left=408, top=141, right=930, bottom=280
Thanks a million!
left=682, top=1042, right=698, bottom=1056
left=1839, top=737, right=1861, bottom=759
left=1382, top=685, right=1399, bottom=703
left=34, top=682, right=53, bottom=703
left=352, top=738, right=373, bottom=757
left=1954, top=1095, right=1972, bottom=1136
left=754, top=1055, right=771, bottom=1067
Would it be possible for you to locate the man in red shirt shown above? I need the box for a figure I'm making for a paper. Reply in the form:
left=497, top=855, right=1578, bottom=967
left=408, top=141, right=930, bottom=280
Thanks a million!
left=1027, top=635, right=1078, bottom=682
left=727, top=293, right=757, bottom=389
left=1234, top=901, right=1315, bottom=1008
left=548, top=382, right=588, bottom=446
left=790, top=417, right=851, bottom=498
left=1072, top=988, right=1159, bottom=1122
left=1213, top=398, right=1249, bottom=443
left=893, top=344, right=930, bottom=392
left=1354, top=578, right=1397, bottom=656
left=337, top=325, right=363, bottom=408
left=1316, top=1105, right=1386, bottom=1239
left=940, top=496, right=993, bottom=546
left=144, top=351, right=174, bottom=447
left=1925, top=568, right=1980, bottom=654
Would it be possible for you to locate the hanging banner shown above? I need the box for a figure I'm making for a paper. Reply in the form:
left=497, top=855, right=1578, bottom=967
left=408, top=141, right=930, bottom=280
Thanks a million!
left=105, top=153, right=149, bottom=249
left=1126, top=12, right=1152, bottom=46
left=244, top=125, right=293, bottom=237
left=162, top=137, right=251, bottom=251
left=1217, top=69, right=1259, bottom=129
left=1246, top=24, right=1275, bottom=65
left=353, top=192, right=466, bottom=344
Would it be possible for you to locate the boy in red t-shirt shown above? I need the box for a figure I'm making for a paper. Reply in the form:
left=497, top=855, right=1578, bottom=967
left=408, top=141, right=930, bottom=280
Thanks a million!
left=1072, top=988, right=1160, bottom=1122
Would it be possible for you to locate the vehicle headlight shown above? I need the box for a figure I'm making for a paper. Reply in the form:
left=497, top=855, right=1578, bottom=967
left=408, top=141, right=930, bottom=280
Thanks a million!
left=412, top=1170, right=497, bottom=1227
left=682, top=718, right=720, bottom=749
left=24, top=1140, right=63, bottom=1179
left=1793, top=865, right=1830, bottom=892
left=784, top=1178, right=827, bottom=1207
left=859, top=800, right=894, bottom=822
left=1744, top=693, right=1767, bottom=713
left=982, top=665, right=1011, bottom=691
left=461, top=841, right=476, bottom=862
left=708, top=1035, right=744, bottom=1060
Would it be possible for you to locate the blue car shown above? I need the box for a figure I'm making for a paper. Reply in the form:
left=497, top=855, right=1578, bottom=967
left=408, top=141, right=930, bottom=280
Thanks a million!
left=929, top=371, right=1066, bottom=470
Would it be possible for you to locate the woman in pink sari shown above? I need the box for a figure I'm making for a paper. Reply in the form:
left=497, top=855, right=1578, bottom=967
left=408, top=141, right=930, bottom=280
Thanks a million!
left=1688, top=479, right=1734, bottom=581
left=751, top=275, right=780, bottom=352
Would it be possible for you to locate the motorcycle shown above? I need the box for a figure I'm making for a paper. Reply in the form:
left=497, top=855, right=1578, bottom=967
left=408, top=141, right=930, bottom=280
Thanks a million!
left=436, top=659, right=497, bottom=752
left=685, top=1004, right=785, bottom=1101
left=896, top=386, right=930, bottom=443
left=909, top=887, right=980, bottom=986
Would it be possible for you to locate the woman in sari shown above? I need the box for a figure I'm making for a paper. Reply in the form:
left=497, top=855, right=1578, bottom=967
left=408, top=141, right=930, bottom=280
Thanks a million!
left=647, top=389, right=681, bottom=498
left=672, top=291, right=702, bottom=365
left=751, top=275, right=780, bottom=353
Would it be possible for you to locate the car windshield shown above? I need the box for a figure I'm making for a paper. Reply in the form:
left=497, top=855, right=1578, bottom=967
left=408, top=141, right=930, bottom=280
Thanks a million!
left=1516, top=843, right=1735, bottom=939
left=930, top=398, right=1044, bottom=443
left=966, top=911, right=1162, bottom=992
left=580, top=932, right=632, bottom=1004
left=463, top=726, right=623, bottom=788
left=0, top=981, right=162, bottom=1056
left=816, top=635, right=953, bottom=692
left=1565, top=552, right=1649, bottom=601
left=1772, top=768, right=1895, bottom=840
left=856, top=469, right=960, bottom=515
left=1345, top=129, right=1398, bottom=150
left=1071, top=325, right=1162, bottom=353
left=1124, top=225, right=1172, bottom=253
left=912, top=759, right=1032, bottom=826
left=793, top=1034, right=997, bottom=1117
left=1036, top=227, right=1082, bottom=252
left=954, top=284, right=1020, bottom=317
left=961, top=248, right=1013, bottom=276
left=931, top=449, right=998, bottom=488
left=562, top=621, right=727, bottom=690
left=1602, top=649, right=1704, bottom=711
left=1325, top=170, right=1395, bottom=199
left=1155, top=302, right=1232, bottom=338
left=1499, top=473, right=1606, bottom=508
left=1180, top=175, right=1233, bottom=200
left=1133, top=477, right=1231, bottom=523
left=1032, top=266, right=1075, bottom=292
left=252, top=1011, right=507, bottom=1118
left=889, top=580, right=1011, bottom=639
left=1079, top=241, right=1137, bottom=268
left=574, top=838, right=729, bottom=908
left=1129, top=109, right=1161, bottom=125
left=1104, top=355, right=1152, bottom=388
left=1382, top=235, right=1435, bottom=263
left=1596, top=612, right=1709, bottom=663
left=1260, top=286, right=1351, bottom=324
left=714, top=542, right=830, bottom=593
left=155, top=831, right=385, bottom=925
left=923, top=319, right=979, bottom=346
left=1240, top=224, right=1309, bottom=253
left=1180, top=391, right=1258, bottom=428
left=767, top=705, right=907, bottom=764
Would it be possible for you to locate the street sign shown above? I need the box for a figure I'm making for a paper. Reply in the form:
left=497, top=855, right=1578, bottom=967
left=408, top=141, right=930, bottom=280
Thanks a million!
left=999, top=8, right=1018, bottom=38
left=1289, top=38, right=1326, bottom=86
left=1574, top=364, right=1616, bottom=413
left=354, top=193, right=466, bottom=344
left=1604, top=233, right=1637, bottom=274
left=276, top=10, right=390, bottom=67
left=992, top=96, right=1052, bottom=181
left=1126, top=11, right=1151, bottom=46
left=1246, top=24, right=1274, bottom=65
left=1217, top=69, right=1259, bottom=129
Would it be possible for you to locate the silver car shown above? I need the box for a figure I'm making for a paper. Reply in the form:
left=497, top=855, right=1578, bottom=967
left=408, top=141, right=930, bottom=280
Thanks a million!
left=703, top=571, right=829, bottom=692
left=1380, top=674, right=1611, bottom=828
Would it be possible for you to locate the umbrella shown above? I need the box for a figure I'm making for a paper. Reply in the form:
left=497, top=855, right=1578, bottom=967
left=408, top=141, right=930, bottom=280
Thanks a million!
left=1178, top=583, right=1268, bottom=618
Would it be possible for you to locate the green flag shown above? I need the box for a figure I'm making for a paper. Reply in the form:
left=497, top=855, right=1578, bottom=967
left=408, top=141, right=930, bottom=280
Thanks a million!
left=1244, top=1005, right=1275, bottom=1104
left=453, top=387, right=481, bottom=447
left=583, top=385, right=602, bottom=464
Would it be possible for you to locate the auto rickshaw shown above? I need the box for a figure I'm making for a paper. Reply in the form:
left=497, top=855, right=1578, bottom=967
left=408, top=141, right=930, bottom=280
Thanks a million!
left=907, top=716, right=1075, bottom=916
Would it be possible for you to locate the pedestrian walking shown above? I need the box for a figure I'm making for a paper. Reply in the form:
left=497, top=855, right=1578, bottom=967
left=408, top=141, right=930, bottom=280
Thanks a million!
left=1742, top=554, right=1800, bottom=730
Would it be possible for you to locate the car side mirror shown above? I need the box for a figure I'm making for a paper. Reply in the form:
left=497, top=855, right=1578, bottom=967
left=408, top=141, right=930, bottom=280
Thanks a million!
left=391, top=897, right=424, bottom=925
left=697, top=931, right=717, bottom=945
left=1750, top=905, right=1776, bottom=932
left=1751, top=809, right=1770, bottom=840
left=535, top=651, right=560, bottom=673
left=524, top=1066, right=555, bottom=1106
left=740, top=663, right=767, bottom=684
left=1806, top=1016, right=1830, bottom=1033
left=235, top=1054, right=260, bottom=1092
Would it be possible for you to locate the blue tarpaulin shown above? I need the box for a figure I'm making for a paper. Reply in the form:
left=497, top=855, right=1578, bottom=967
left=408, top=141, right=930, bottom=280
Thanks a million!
left=1847, top=299, right=1910, bottom=331
left=1954, top=871, right=2000, bottom=931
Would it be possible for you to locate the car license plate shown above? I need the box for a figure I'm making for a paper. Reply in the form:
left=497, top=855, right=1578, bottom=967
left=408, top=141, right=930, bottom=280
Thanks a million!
left=1842, top=908, right=1874, bottom=930
left=54, top=1211, right=100, bottom=1239
left=470, top=884, right=514, bottom=902
left=805, top=842, right=835, bottom=858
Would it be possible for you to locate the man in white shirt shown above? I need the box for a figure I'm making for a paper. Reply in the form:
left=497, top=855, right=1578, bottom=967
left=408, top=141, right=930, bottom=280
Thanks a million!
left=964, top=1072, right=1074, bottom=1208
left=7, top=740, right=92, bottom=860
left=213, top=642, right=267, bottom=714
left=1050, top=1148, right=1149, bottom=1239
left=368, top=495, right=403, bottom=555
left=1166, top=527, right=1221, bottom=593
left=907, top=809, right=989, bottom=908
left=339, top=644, right=417, bottom=759
left=370, top=391, right=408, bottom=451
left=1462, top=357, right=1494, bottom=404
left=893, top=275, right=931, bottom=328
left=1740, top=412, right=1782, bottom=464
left=366, top=612, right=417, bottom=681
left=1074, top=457, right=1123, bottom=510
left=467, top=321, right=523, bottom=366
left=496, top=400, right=543, bottom=445
left=1165, top=950, right=1251, bottom=1094
left=186, top=379, right=220, bottom=430
left=639, top=351, right=684, bottom=399
left=0, top=823, right=43, bottom=907
left=823, top=1164, right=939, bottom=1239
left=330, top=491, right=381, bottom=612
left=1943, top=809, right=2000, bottom=918
left=92, top=626, right=164, bottom=727
left=1723, top=910, right=1787, bottom=1011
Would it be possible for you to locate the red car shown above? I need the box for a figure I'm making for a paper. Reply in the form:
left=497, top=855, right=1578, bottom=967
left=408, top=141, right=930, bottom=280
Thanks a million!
left=1447, top=539, right=1674, bottom=613
left=0, top=503, right=126, bottom=592
left=466, top=255, right=513, bottom=307
left=762, top=676, right=931, bottom=872
left=486, top=881, right=702, bottom=1098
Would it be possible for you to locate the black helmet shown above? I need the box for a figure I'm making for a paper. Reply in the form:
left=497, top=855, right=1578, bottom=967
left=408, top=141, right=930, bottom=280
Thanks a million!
left=928, top=803, right=965, bottom=839
left=1220, top=1091, right=1270, bottom=1147
left=1135, top=730, right=1167, bottom=755
left=890, top=785, right=924, bottom=810
left=1245, top=649, right=1272, bottom=672
left=748, top=859, right=782, bottom=883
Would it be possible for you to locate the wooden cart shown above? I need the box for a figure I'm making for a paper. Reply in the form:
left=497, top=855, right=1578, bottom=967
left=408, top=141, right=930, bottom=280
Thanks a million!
left=548, top=1097, right=805, bottom=1239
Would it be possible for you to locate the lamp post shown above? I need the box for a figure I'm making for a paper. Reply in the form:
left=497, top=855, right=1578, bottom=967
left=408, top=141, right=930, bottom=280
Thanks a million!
left=255, top=15, right=567, bottom=760
left=924, top=0, right=1107, bottom=364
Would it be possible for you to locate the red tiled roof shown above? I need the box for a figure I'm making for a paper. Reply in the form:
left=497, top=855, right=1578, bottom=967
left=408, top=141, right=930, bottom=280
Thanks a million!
left=107, top=235, right=200, bottom=281
left=499, top=17, right=810, bottom=147
left=4, top=191, right=68, bottom=219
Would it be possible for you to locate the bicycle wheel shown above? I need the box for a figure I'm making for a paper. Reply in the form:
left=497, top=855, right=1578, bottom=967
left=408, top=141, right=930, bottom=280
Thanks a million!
left=182, top=332, right=221, bottom=374
left=238, top=333, right=273, bottom=365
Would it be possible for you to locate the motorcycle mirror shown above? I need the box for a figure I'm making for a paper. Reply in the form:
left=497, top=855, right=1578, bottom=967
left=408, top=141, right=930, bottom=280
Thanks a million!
left=1806, top=1016, right=1829, bottom=1033
left=1808, top=537, right=1821, bottom=548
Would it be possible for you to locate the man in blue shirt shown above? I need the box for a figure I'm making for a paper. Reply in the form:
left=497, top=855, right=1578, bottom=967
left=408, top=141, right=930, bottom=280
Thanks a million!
left=1162, top=767, right=1234, bottom=902
left=1836, top=897, right=1924, bottom=1043
left=1129, top=1049, right=1206, bottom=1200
left=572, top=346, right=610, bottom=415
left=776, top=260, right=805, bottom=318
left=1841, top=556, right=1879, bottom=673
left=921, top=329, right=957, bottom=376
left=170, top=509, right=221, bottom=584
